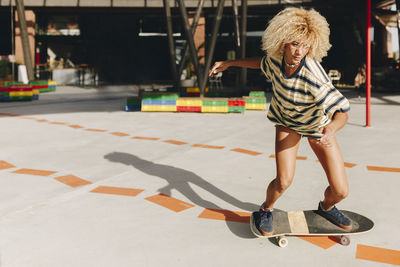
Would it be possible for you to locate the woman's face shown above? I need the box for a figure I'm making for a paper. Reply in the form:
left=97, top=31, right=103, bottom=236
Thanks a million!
left=284, top=39, right=310, bottom=65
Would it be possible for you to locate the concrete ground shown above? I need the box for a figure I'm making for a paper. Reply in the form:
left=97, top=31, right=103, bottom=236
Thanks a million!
left=0, top=85, right=399, bottom=267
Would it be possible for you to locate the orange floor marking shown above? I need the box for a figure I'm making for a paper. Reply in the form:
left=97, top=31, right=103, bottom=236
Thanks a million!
left=109, top=132, right=130, bottom=137
left=49, top=122, right=68, bottom=125
left=356, top=244, right=400, bottom=265
left=198, top=209, right=250, bottom=223
left=231, top=148, right=262, bottom=156
left=270, top=154, right=307, bottom=160
left=55, top=175, right=92, bottom=187
left=367, top=165, right=400, bottom=173
left=132, top=136, right=160, bottom=141
left=344, top=162, right=357, bottom=168
left=0, top=113, right=19, bottom=117
left=192, top=144, right=225, bottom=149
left=12, top=168, right=57, bottom=176
left=19, top=116, right=36, bottom=120
left=69, top=124, right=84, bottom=129
left=85, top=128, right=107, bottom=132
left=36, top=119, right=48, bottom=123
left=296, top=236, right=338, bottom=250
left=90, top=186, right=144, bottom=197
left=145, top=194, right=195, bottom=212
left=163, top=140, right=188, bottom=146
left=0, top=160, right=16, bottom=170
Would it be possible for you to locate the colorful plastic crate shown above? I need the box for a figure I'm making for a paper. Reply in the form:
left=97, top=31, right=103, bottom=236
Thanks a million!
left=176, top=97, right=202, bottom=112
left=228, top=98, right=246, bottom=113
left=141, top=105, right=177, bottom=112
left=244, top=96, right=267, bottom=110
left=202, top=98, right=228, bottom=113
left=30, top=80, right=47, bottom=93
left=141, top=92, right=179, bottom=112
left=249, top=91, right=266, bottom=97
left=0, top=85, right=35, bottom=101
left=125, top=97, right=142, bottom=111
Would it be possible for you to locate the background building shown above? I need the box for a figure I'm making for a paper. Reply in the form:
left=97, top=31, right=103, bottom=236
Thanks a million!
left=0, top=0, right=399, bottom=89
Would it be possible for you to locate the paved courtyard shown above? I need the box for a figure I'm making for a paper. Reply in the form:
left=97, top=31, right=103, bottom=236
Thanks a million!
left=0, top=85, right=399, bottom=266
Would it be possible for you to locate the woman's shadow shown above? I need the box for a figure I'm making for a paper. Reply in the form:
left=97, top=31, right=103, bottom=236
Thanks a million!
left=104, top=151, right=260, bottom=238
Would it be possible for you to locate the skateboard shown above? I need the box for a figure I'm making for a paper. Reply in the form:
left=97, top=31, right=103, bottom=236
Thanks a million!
left=250, top=209, right=374, bottom=247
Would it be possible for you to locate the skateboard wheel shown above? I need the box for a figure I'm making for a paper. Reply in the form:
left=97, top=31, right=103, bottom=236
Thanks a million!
left=277, top=236, right=288, bottom=248
left=339, top=235, right=350, bottom=246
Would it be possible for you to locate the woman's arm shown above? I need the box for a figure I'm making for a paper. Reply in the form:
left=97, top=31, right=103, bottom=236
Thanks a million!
left=209, top=57, right=262, bottom=77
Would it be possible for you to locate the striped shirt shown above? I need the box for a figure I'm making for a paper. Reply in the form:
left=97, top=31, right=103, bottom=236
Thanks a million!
left=261, top=55, right=350, bottom=138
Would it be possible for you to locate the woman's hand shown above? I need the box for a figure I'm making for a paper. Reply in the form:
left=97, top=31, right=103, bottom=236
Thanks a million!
left=209, top=61, right=231, bottom=77
left=317, top=125, right=335, bottom=147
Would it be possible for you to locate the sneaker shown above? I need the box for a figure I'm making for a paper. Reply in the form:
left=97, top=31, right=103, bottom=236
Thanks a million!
left=254, top=208, right=274, bottom=236
left=318, top=202, right=352, bottom=230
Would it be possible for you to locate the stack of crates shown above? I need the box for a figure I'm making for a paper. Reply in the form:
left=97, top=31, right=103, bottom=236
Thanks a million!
left=125, top=97, right=142, bottom=111
left=48, top=80, right=57, bottom=92
left=245, top=91, right=267, bottom=110
left=0, top=84, right=35, bottom=101
left=202, top=98, right=228, bottom=113
left=141, top=92, right=179, bottom=112
left=176, top=97, right=202, bottom=112
left=30, top=80, right=48, bottom=93
left=228, top=98, right=246, bottom=113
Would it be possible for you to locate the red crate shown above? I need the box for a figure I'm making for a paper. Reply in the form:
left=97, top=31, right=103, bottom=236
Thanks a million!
left=177, top=106, right=202, bottom=112
left=228, top=98, right=246, bottom=106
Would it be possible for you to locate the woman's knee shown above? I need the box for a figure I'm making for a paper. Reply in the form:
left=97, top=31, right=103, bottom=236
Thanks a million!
left=274, top=175, right=294, bottom=192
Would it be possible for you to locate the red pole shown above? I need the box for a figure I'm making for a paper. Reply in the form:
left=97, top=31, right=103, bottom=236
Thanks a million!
left=366, top=0, right=371, bottom=127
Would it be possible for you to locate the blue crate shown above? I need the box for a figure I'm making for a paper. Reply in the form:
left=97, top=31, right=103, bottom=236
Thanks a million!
left=141, top=100, right=176, bottom=106
left=125, top=105, right=141, bottom=111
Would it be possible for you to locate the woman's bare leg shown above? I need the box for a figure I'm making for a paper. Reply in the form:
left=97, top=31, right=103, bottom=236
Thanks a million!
left=264, top=126, right=301, bottom=210
left=308, top=137, right=349, bottom=210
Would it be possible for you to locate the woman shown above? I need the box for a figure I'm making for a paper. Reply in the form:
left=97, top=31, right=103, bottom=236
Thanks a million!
left=209, top=7, right=351, bottom=236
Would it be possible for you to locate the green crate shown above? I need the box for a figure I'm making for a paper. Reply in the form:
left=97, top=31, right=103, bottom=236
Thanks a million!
left=142, top=92, right=179, bottom=101
left=126, top=97, right=142, bottom=105
left=30, top=80, right=48, bottom=86
left=245, top=96, right=267, bottom=104
left=228, top=106, right=246, bottom=113
left=5, top=81, right=24, bottom=86
left=249, top=91, right=266, bottom=97
left=9, top=96, right=33, bottom=101
left=202, top=98, right=228, bottom=106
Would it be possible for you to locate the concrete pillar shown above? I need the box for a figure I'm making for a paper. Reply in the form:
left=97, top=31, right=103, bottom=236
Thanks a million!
left=189, top=13, right=205, bottom=65
left=15, top=10, right=35, bottom=70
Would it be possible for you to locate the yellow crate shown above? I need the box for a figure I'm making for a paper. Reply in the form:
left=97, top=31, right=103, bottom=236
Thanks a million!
left=201, top=106, right=228, bottom=113
left=186, top=87, right=209, bottom=93
left=141, top=105, right=177, bottom=112
left=246, top=103, right=267, bottom=110
left=33, top=89, right=40, bottom=95
left=176, top=97, right=203, bottom=107
left=10, top=91, right=33, bottom=97
left=48, top=80, right=57, bottom=86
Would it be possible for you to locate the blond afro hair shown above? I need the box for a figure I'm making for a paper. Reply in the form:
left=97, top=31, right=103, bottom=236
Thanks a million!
left=262, top=7, right=331, bottom=62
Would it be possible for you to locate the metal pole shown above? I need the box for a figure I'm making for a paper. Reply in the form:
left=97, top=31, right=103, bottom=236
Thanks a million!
left=177, top=0, right=205, bottom=79
left=11, top=2, right=15, bottom=81
left=200, top=0, right=225, bottom=95
left=177, top=0, right=203, bottom=89
left=366, top=0, right=371, bottom=127
left=163, top=0, right=179, bottom=88
left=396, top=0, right=400, bottom=57
left=239, top=0, right=247, bottom=92
left=15, top=0, right=34, bottom=81
left=232, top=0, right=240, bottom=48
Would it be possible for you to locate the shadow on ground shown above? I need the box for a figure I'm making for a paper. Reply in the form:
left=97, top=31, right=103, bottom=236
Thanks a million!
left=104, top=151, right=259, bottom=239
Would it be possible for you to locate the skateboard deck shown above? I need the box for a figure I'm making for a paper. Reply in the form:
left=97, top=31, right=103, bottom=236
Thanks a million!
left=250, top=209, right=374, bottom=247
